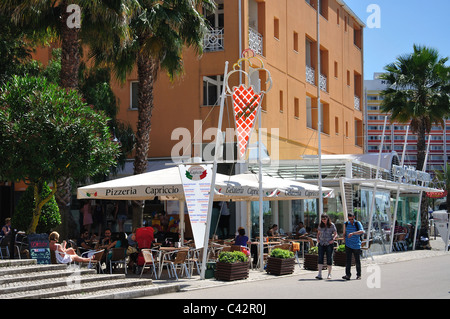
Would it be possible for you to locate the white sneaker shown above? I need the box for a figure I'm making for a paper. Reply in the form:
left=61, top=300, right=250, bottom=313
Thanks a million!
left=327, top=274, right=332, bottom=280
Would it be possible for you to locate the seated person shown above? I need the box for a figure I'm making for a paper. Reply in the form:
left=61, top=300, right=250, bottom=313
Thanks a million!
left=267, top=224, right=278, bottom=237
left=233, top=227, right=250, bottom=247
left=295, top=221, right=308, bottom=236
left=49, top=231, right=91, bottom=263
left=0, top=218, right=11, bottom=238
left=77, top=229, right=92, bottom=251
left=96, top=228, right=115, bottom=250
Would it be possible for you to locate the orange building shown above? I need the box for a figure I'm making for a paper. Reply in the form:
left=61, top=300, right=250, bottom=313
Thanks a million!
left=109, top=0, right=365, bottom=163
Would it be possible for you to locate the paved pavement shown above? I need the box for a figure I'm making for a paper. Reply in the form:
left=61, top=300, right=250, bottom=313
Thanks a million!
left=129, top=238, right=449, bottom=294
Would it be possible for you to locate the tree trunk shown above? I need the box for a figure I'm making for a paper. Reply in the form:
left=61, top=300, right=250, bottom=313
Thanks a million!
left=416, top=117, right=430, bottom=244
left=59, top=1, right=80, bottom=90
left=46, top=1, right=80, bottom=238
left=132, top=49, right=159, bottom=229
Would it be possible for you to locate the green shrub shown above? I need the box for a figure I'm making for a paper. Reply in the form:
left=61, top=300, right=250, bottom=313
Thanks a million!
left=218, top=251, right=248, bottom=263
left=270, top=248, right=294, bottom=259
left=12, top=183, right=61, bottom=234
left=336, top=244, right=346, bottom=252
left=308, top=246, right=318, bottom=255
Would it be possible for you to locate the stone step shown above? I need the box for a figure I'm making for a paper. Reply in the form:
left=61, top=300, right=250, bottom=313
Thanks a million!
left=0, top=258, right=180, bottom=299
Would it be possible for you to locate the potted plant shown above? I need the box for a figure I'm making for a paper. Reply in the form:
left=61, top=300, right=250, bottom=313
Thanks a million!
left=215, top=251, right=249, bottom=281
left=334, top=244, right=355, bottom=267
left=266, top=248, right=295, bottom=276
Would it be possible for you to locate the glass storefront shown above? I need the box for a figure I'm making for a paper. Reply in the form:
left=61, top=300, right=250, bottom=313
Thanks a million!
left=360, top=188, right=391, bottom=254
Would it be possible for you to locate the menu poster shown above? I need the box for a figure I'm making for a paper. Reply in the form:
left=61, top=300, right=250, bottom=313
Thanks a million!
left=179, top=164, right=213, bottom=248
left=28, top=233, right=51, bottom=264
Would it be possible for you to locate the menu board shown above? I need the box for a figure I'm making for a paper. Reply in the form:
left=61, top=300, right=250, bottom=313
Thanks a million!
left=28, top=233, right=51, bottom=264
left=179, top=164, right=213, bottom=248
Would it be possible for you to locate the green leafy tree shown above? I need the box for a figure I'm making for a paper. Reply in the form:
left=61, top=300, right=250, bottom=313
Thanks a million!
left=88, top=0, right=214, bottom=228
left=0, top=75, right=120, bottom=233
left=13, top=183, right=61, bottom=234
left=380, top=45, right=450, bottom=232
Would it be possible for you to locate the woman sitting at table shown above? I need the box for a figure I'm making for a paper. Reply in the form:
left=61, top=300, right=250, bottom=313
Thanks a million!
left=233, top=227, right=250, bottom=247
left=49, top=231, right=92, bottom=263
left=267, top=224, right=278, bottom=237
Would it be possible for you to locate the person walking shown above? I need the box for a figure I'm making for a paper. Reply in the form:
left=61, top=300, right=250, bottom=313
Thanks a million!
left=316, top=214, right=337, bottom=280
left=342, top=213, right=365, bottom=280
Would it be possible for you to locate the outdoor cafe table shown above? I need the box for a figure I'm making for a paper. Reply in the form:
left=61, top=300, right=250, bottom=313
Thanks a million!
left=156, top=246, right=189, bottom=278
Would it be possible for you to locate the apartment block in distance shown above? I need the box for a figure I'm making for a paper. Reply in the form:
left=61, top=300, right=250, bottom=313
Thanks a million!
left=365, top=73, right=449, bottom=174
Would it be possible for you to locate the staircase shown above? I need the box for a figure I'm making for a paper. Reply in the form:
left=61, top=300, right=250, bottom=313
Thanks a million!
left=0, top=259, right=179, bottom=299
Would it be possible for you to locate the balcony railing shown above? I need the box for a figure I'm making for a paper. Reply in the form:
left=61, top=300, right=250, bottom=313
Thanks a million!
left=306, top=65, right=315, bottom=85
left=249, top=27, right=263, bottom=56
left=354, top=95, right=361, bottom=111
left=204, top=27, right=224, bottom=52
left=319, top=73, right=327, bottom=92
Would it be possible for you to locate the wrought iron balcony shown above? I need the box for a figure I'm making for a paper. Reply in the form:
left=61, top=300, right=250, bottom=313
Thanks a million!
left=354, top=95, right=361, bottom=111
left=204, top=27, right=224, bottom=52
left=306, top=65, right=315, bottom=85
left=249, top=27, right=263, bottom=56
left=319, top=73, right=327, bottom=92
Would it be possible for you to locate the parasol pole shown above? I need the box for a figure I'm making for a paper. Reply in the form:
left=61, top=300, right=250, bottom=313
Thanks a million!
left=200, top=61, right=229, bottom=279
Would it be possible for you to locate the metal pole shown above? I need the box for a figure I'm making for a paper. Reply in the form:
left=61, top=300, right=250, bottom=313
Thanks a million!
left=367, top=116, right=387, bottom=247
left=390, top=126, right=409, bottom=252
left=257, top=80, right=265, bottom=271
left=413, top=134, right=431, bottom=250
left=200, top=61, right=229, bottom=279
left=317, top=0, right=323, bottom=218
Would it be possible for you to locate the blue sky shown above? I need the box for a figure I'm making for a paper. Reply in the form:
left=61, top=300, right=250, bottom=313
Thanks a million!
left=343, top=0, right=450, bottom=79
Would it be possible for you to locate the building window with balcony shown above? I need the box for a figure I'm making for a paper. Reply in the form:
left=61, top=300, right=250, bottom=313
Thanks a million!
left=203, top=0, right=224, bottom=52
left=306, top=38, right=316, bottom=85
left=203, top=75, right=224, bottom=106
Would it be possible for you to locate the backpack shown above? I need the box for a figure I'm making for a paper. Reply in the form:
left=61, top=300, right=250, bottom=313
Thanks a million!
left=345, top=220, right=364, bottom=242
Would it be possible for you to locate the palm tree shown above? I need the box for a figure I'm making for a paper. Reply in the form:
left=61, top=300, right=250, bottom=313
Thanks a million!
left=89, top=0, right=215, bottom=228
left=380, top=44, right=450, bottom=236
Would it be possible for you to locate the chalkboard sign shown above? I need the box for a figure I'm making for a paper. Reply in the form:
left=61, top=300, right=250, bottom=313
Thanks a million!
left=28, top=233, right=51, bottom=264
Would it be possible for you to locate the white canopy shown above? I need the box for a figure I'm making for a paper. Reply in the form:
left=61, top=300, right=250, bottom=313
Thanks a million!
left=215, top=173, right=334, bottom=201
left=77, top=167, right=331, bottom=202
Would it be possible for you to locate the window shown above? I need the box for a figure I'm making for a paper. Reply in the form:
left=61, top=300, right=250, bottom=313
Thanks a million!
left=336, top=8, right=340, bottom=25
left=335, top=117, right=339, bottom=135
left=274, top=17, right=279, bottom=40
left=334, top=61, right=338, bottom=78
left=354, top=23, right=362, bottom=49
left=279, top=90, right=284, bottom=112
left=306, top=96, right=314, bottom=129
left=293, top=31, right=299, bottom=52
left=203, top=75, right=224, bottom=106
left=130, top=81, right=138, bottom=109
left=346, top=70, right=350, bottom=86
left=294, top=97, right=300, bottom=118
left=345, top=121, right=349, bottom=137
left=319, top=0, right=328, bottom=20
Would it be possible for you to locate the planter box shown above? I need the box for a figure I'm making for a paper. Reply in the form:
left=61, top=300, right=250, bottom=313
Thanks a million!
left=303, top=254, right=328, bottom=271
left=334, top=251, right=355, bottom=267
left=215, top=261, right=249, bottom=281
left=266, top=257, right=295, bottom=276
